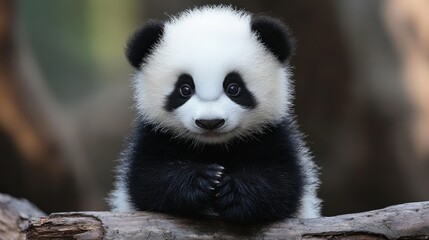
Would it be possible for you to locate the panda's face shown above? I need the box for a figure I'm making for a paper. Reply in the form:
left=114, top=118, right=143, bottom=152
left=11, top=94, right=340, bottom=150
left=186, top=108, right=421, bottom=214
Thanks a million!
left=130, top=7, right=293, bottom=144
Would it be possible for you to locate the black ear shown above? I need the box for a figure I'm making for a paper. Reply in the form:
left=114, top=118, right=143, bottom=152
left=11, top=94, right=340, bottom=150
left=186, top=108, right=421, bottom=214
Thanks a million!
left=251, top=15, right=294, bottom=63
left=126, top=20, right=165, bottom=69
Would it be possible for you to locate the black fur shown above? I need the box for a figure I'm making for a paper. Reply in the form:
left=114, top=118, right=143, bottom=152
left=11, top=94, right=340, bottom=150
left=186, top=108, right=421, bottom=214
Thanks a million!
left=124, top=119, right=305, bottom=224
left=164, top=74, right=195, bottom=111
left=126, top=20, right=165, bottom=69
left=223, top=72, right=257, bottom=109
left=251, top=15, right=294, bottom=63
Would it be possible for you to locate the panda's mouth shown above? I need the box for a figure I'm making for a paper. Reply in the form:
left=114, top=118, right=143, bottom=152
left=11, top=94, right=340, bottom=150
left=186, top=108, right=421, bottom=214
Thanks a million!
left=199, top=128, right=238, bottom=139
left=191, top=128, right=242, bottom=143
left=201, top=131, right=224, bottom=138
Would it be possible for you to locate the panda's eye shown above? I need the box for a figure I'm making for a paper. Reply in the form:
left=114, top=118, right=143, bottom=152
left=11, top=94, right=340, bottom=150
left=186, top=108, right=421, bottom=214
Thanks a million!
left=179, top=84, right=193, bottom=97
left=226, top=83, right=241, bottom=97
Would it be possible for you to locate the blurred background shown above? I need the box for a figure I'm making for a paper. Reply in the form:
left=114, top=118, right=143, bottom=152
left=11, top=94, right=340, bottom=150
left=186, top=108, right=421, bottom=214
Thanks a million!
left=1, top=0, right=428, bottom=216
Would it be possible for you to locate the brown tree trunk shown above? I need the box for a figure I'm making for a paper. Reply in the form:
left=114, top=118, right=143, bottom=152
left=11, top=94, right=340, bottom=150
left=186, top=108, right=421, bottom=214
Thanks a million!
left=383, top=0, right=429, bottom=200
left=0, top=0, right=97, bottom=212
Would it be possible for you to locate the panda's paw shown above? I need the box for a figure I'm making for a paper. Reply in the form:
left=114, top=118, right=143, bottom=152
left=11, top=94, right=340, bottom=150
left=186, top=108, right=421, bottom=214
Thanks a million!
left=172, top=164, right=224, bottom=211
left=214, top=176, right=253, bottom=222
left=195, top=164, right=224, bottom=193
left=214, top=175, right=236, bottom=211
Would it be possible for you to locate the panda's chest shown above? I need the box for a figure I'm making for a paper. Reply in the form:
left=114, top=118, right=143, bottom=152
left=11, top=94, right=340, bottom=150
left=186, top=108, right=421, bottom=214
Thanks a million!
left=185, top=147, right=238, bottom=164
left=181, top=144, right=266, bottom=167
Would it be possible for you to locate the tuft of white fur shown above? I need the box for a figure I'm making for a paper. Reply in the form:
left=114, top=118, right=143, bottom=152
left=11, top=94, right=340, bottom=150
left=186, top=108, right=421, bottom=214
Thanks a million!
left=107, top=152, right=136, bottom=211
left=133, top=5, right=292, bottom=145
left=294, top=147, right=322, bottom=218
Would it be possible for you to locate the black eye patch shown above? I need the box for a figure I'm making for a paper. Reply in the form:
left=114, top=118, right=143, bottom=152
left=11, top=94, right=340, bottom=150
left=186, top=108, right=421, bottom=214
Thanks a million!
left=223, top=72, right=257, bottom=109
left=164, top=74, right=195, bottom=112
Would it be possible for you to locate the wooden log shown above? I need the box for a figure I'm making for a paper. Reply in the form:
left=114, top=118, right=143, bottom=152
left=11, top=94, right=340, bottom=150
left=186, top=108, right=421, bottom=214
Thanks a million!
left=0, top=193, right=45, bottom=240
left=26, top=201, right=429, bottom=240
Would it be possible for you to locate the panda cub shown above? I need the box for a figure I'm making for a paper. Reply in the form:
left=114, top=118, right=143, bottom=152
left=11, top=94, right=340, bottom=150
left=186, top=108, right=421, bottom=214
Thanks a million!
left=109, top=6, right=321, bottom=223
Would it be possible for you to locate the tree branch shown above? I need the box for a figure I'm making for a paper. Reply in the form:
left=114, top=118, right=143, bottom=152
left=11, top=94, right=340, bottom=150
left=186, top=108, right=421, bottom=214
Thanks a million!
left=26, top=201, right=429, bottom=240
left=0, top=193, right=45, bottom=240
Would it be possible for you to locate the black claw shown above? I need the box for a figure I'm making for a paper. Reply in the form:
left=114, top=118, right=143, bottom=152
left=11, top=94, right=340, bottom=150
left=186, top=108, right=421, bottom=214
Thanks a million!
left=207, top=164, right=225, bottom=171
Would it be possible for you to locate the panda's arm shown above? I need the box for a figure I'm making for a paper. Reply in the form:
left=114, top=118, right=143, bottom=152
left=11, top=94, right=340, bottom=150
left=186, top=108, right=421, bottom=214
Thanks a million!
left=129, top=157, right=223, bottom=216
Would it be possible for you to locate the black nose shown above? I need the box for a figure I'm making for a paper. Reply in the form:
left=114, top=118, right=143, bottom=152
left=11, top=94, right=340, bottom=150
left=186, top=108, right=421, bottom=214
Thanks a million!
left=195, top=119, right=225, bottom=130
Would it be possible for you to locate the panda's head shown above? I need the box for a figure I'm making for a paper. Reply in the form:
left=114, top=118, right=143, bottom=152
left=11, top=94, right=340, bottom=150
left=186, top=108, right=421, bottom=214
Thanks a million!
left=128, top=6, right=294, bottom=144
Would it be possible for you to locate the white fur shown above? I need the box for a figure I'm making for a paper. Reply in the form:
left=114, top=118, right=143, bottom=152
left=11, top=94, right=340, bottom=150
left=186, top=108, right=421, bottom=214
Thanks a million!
left=295, top=148, right=322, bottom=218
left=108, top=155, right=136, bottom=211
left=109, top=181, right=135, bottom=212
left=133, top=6, right=292, bottom=145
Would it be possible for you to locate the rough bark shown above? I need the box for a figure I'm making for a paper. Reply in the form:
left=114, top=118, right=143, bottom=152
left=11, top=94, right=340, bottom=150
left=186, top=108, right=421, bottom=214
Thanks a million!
left=0, top=193, right=45, bottom=240
left=26, top=201, right=429, bottom=240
